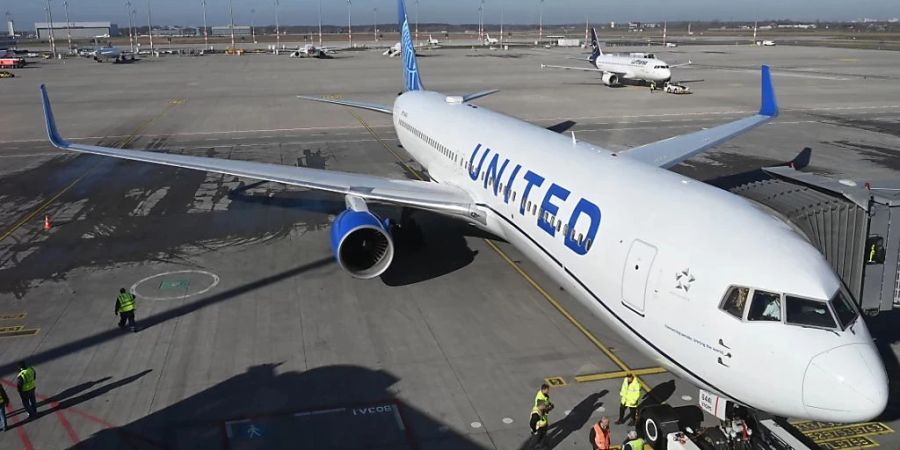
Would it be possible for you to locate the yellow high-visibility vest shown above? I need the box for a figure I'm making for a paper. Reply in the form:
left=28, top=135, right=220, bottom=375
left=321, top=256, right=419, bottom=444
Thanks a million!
left=531, top=406, right=548, bottom=429
left=534, top=390, right=550, bottom=408
left=620, top=378, right=641, bottom=407
left=17, top=367, right=36, bottom=392
left=118, top=292, right=136, bottom=313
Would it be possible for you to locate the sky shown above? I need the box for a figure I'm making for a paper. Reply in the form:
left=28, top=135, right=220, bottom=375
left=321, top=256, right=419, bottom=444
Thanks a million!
left=8, top=0, right=898, bottom=29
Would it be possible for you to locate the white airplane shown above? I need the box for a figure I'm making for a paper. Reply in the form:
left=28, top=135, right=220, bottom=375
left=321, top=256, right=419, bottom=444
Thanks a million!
left=427, top=34, right=441, bottom=46
left=289, top=44, right=335, bottom=58
left=90, top=46, right=124, bottom=62
left=542, top=27, right=688, bottom=89
left=40, top=0, right=887, bottom=424
left=484, top=33, right=499, bottom=45
left=384, top=42, right=402, bottom=57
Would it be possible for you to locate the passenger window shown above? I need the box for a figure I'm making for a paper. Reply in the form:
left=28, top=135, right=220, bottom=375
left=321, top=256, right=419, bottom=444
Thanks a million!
left=748, top=290, right=782, bottom=322
left=786, top=296, right=837, bottom=329
left=721, top=287, right=749, bottom=319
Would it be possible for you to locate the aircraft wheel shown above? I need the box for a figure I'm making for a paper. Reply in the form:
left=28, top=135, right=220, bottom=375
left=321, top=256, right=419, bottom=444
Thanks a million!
left=639, top=405, right=678, bottom=449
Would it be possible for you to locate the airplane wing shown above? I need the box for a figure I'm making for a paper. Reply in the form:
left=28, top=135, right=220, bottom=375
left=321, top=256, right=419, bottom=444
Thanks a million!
left=40, top=85, right=480, bottom=221
left=297, top=96, right=393, bottom=115
left=540, top=64, right=626, bottom=77
left=620, top=65, right=778, bottom=169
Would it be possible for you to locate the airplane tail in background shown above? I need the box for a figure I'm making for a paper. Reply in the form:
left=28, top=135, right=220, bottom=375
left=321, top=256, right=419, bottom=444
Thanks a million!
left=399, top=0, right=424, bottom=91
left=590, top=27, right=602, bottom=62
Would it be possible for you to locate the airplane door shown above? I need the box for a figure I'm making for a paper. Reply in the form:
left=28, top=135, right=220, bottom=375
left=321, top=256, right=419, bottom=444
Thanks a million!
left=621, top=240, right=658, bottom=314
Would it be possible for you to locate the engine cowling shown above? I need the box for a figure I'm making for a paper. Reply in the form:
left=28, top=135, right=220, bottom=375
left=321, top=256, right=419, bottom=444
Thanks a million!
left=330, top=210, right=395, bottom=279
left=601, top=72, right=620, bottom=86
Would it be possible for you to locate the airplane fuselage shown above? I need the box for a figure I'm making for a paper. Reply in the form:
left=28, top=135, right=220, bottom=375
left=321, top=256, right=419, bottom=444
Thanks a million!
left=594, top=55, right=672, bottom=83
left=392, top=90, right=887, bottom=422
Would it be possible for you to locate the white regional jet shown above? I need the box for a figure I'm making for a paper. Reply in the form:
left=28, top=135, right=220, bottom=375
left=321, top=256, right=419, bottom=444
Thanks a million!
left=40, top=0, right=887, bottom=423
left=542, top=27, right=686, bottom=89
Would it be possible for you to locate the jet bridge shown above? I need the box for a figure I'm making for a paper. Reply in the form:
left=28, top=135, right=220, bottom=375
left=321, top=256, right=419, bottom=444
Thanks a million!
left=730, top=166, right=900, bottom=316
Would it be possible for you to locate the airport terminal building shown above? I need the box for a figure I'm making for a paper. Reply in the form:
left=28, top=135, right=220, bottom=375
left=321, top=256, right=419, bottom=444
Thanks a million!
left=35, top=22, right=119, bottom=40
left=211, top=25, right=252, bottom=37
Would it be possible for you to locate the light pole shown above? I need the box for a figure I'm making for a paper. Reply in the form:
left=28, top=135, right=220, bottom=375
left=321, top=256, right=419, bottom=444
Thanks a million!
left=317, top=0, right=323, bottom=46
left=274, top=0, right=280, bottom=50
left=125, top=1, right=134, bottom=52
left=480, top=0, right=485, bottom=44
left=373, top=7, right=377, bottom=43
left=63, top=0, right=72, bottom=52
left=414, top=0, right=419, bottom=47
left=131, top=9, right=137, bottom=51
left=45, top=0, right=57, bottom=58
left=538, top=0, right=544, bottom=45
left=201, top=0, right=208, bottom=47
left=146, top=0, right=154, bottom=54
left=250, top=8, right=255, bottom=44
left=227, top=0, right=236, bottom=49
left=347, top=0, right=352, bottom=48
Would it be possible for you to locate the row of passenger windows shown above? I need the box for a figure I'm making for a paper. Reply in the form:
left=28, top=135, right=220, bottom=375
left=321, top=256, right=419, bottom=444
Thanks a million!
left=719, top=286, right=858, bottom=331
left=399, top=119, right=460, bottom=164
left=398, top=119, right=593, bottom=251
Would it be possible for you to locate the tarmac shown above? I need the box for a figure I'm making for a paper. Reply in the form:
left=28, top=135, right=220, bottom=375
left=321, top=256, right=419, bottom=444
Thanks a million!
left=0, top=41, right=898, bottom=449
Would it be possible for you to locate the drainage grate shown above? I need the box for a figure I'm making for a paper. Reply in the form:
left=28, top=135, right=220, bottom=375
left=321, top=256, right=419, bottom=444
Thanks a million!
left=159, top=279, right=191, bottom=291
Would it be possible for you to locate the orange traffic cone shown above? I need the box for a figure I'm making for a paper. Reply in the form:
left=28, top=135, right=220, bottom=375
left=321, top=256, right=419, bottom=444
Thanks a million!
left=43, top=214, right=52, bottom=231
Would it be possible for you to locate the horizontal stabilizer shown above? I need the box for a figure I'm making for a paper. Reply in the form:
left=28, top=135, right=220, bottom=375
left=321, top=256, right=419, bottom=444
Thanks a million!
left=297, top=96, right=393, bottom=115
left=462, top=89, right=499, bottom=103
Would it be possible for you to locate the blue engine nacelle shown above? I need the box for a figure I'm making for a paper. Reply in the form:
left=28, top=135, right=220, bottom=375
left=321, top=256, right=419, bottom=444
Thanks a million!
left=330, top=209, right=395, bottom=279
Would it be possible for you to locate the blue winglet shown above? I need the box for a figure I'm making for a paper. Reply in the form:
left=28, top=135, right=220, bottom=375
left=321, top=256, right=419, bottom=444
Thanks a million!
left=398, top=0, right=423, bottom=91
left=759, top=65, right=778, bottom=117
left=40, top=84, right=69, bottom=148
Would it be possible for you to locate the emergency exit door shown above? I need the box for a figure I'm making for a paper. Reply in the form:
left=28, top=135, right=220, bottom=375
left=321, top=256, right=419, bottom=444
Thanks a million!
left=622, top=240, right=658, bottom=314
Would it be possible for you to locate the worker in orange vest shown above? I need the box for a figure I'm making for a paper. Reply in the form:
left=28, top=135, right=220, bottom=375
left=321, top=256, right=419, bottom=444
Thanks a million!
left=589, top=416, right=611, bottom=450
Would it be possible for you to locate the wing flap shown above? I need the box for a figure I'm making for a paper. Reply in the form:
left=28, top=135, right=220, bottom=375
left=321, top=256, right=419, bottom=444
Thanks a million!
left=297, top=96, right=393, bottom=115
left=42, top=85, right=478, bottom=219
left=621, top=65, right=778, bottom=169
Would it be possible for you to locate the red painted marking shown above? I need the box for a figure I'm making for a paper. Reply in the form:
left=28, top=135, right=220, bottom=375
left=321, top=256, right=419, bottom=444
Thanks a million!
left=51, top=401, right=82, bottom=445
left=7, top=405, right=36, bottom=450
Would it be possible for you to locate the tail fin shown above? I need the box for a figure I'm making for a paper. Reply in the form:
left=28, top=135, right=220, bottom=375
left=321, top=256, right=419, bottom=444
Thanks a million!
left=399, top=0, right=424, bottom=91
left=590, top=27, right=602, bottom=62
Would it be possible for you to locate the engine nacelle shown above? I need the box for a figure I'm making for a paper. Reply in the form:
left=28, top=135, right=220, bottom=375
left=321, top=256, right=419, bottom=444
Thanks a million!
left=601, top=72, right=620, bottom=86
left=330, top=209, right=395, bottom=279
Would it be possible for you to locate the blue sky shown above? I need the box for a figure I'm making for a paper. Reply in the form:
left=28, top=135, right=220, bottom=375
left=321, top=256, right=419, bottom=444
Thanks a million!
left=10, top=0, right=898, bottom=28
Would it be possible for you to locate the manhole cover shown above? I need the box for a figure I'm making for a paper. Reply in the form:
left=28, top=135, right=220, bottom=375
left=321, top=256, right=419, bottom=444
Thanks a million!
left=131, top=270, right=220, bottom=301
left=160, top=279, right=191, bottom=290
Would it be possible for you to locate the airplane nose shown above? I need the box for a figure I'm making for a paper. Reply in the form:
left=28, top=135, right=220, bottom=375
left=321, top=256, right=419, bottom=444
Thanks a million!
left=803, top=344, right=888, bottom=422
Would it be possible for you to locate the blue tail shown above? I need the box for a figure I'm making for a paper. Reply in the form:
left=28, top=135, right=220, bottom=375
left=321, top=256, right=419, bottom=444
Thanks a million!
left=399, top=0, right=424, bottom=91
left=589, top=27, right=602, bottom=63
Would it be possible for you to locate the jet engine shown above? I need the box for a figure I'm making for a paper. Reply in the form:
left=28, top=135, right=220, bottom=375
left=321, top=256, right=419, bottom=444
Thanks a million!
left=330, top=209, right=395, bottom=279
left=601, top=72, right=620, bottom=86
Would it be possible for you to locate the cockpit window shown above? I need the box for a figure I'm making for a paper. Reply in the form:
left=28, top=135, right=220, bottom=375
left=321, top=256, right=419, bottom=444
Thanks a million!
left=830, top=290, right=858, bottom=330
left=748, top=290, right=782, bottom=322
left=785, top=296, right=837, bottom=329
left=721, top=287, right=749, bottom=319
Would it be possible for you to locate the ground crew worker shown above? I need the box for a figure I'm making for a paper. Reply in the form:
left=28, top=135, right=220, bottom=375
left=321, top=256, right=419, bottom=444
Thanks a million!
left=0, top=382, right=9, bottom=431
left=16, top=361, right=37, bottom=419
left=623, top=430, right=645, bottom=450
left=115, top=288, right=138, bottom=332
left=616, top=373, right=641, bottom=425
left=534, top=383, right=554, bottom=412
left=589, top=416, right=611, bottom=450
left=529, top=399, right=550, bottom=449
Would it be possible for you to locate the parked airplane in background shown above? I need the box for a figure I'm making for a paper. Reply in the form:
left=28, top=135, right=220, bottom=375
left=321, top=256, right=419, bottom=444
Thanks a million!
left=427, top=34, right=441, bottom=46
left=384, top=42, right=402, bottom=57
left=89, top=46, right=129, bottom=63
left=40, top=0, right=887, bottom=426
left=542, top=27, right=688, bottom=89
left=484, top=33, right=499, bottom=45
left=289, top=44, right=336, bottom=58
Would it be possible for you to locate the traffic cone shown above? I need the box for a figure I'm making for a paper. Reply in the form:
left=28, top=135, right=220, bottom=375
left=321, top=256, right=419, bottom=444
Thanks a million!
left=43, top=215, right=52, bottom=231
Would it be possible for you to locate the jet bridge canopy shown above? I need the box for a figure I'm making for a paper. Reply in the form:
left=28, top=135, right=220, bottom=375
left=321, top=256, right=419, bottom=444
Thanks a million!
left=731, top=167, right=900, bottom=315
